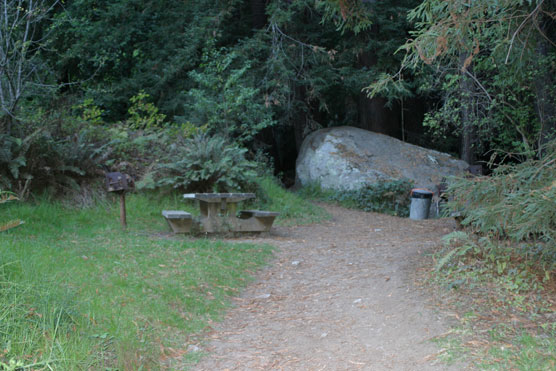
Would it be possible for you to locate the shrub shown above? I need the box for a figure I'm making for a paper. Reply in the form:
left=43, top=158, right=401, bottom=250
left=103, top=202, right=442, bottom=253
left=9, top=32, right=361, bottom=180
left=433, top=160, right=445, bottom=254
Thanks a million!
left=446, top=139, right=556, bottom=251
left=332, top=179, right=413, bottom=217
left=0, top=126, right=109, bottom=197
left=126, top=91, right=166, bottom=130
left=138, top=134, right=258, bottom=193
left=299, top=179, right=414, bottom=217
left=186, top=46, right=275, bottom=143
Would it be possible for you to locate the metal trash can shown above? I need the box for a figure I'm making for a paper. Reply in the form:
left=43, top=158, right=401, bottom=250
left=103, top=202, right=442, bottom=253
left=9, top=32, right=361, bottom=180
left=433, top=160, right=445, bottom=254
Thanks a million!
left=410, top=189, right=433, bottom=220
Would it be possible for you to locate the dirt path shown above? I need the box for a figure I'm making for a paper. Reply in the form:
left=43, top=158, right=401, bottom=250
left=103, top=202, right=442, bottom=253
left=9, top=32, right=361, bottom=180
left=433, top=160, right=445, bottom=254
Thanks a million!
left=193, top=204, right=466, bottom=370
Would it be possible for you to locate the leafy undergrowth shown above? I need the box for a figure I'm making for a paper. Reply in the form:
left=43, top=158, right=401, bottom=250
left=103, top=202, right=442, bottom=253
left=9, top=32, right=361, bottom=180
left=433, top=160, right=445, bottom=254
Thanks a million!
left=0, top=193, right=274, bottom=369
left=425, top=141, right=556, bottom=369
left=425, top=232, right=556, bottom=369
left=296, top=179, right=413, bottom=217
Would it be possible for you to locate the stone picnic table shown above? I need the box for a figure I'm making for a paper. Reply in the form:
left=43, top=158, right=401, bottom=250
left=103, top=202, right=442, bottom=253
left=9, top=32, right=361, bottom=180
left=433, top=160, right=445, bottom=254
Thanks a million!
left=162, top=193, right=279, bottom=233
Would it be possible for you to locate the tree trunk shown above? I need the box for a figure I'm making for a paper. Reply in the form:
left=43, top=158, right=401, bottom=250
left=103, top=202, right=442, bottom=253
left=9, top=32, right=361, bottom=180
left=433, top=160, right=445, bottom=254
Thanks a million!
left=358, top=93, right=401, bottom=138
left=292, top=85, right=307, bottom=153
left=251, top=0, right=267, bottom=29
left=459, top=53, right=477, bottom=164
left=535, top=34, right=556, bottom=155
left=356, top=28, right=401, bottom=138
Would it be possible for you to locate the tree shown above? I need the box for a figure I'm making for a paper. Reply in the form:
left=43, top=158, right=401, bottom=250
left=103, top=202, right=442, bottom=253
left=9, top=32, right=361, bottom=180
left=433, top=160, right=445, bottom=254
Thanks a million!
left=0, top=0, right=59, bottom=135
left=48, top=0, right=244, bottom=121
left=369, top=0, right=556, bottom=160
left=237, top=0, right=419, bottom=154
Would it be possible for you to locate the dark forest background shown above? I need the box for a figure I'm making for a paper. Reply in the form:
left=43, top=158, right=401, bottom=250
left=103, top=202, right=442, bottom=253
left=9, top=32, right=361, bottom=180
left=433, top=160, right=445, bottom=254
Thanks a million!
left=1, top=0, right=555, bottom=193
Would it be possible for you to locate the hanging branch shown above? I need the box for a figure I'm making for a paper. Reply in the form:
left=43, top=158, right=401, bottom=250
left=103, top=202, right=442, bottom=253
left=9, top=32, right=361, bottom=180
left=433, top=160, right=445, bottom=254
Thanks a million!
left=505, top=0, right=544, bottom=64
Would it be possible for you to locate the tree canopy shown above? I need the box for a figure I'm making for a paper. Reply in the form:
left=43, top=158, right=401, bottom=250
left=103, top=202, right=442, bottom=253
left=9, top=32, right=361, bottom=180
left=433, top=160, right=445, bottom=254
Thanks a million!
left=0, top=0, right=554, bottom=191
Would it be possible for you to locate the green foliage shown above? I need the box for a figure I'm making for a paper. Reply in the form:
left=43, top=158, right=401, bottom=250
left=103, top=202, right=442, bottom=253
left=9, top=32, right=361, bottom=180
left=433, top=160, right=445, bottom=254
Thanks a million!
left=75, top=98, right=104, bottom=126
left=256, top=0, right=419, bottom=134
left=446, top=140, right=556, bottom=249
left=0, top=0, right=58, bottom=123
left=0, top=126, right=105, bottom=196
left=299, top=179, right=413, bottom=217
left=433, top=140, right=556, bottom=366
left=315, top=0, right=373, bottom=35
left=127, top=91, right=166, bottom=130
left=48, top=0, right=232, bottom=120
left=0, top=134, right=31, bottom=189
left=1, top=105, right=118, bottom=195
left=186, top=46, right=276, bottom=143
left=436, top=231, right=553, bottom=304
left=138, top=134, right=258, bottom=193
left=369, top=0, right=556, bottom=157
left=333, top=179, right=413, bottom=216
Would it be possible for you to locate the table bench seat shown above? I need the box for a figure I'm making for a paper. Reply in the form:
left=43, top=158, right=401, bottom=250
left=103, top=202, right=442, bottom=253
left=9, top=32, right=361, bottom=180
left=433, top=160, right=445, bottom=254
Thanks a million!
left=238, top=210, right=280, bottom=218
left=162, top=210, right=193, bottom=233
left=237, top=210, right=279, bottom=232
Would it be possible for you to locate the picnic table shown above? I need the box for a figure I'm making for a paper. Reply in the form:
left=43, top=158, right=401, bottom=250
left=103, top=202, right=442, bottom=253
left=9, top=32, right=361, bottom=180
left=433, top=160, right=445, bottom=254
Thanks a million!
left=179, top=193, right=279, bottom=233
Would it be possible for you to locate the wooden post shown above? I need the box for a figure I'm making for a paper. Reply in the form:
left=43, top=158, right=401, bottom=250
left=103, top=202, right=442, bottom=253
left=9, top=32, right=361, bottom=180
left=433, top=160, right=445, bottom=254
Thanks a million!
left=119, top=192, right=127, bottom=229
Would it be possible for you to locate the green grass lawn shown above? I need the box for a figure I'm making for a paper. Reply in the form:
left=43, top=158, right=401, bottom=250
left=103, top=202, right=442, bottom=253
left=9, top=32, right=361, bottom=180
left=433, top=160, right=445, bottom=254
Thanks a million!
left=0, top=183, right=326, bottom=370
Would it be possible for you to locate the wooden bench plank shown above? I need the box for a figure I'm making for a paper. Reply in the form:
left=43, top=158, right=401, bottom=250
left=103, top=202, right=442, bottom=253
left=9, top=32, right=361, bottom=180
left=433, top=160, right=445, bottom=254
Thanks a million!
left=162, top=210, right=193, bottom=233
left=162, top=210, right=192, bottom=219
left=238, top=210, right=280, bottom=218
left=237, top=210, right=279, bottom=232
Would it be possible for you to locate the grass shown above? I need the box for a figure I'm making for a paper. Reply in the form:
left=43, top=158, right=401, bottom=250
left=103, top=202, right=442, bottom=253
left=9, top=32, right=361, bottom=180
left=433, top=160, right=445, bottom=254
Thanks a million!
left=253, top=177, right=330, bottom=226
left=0, top=179, right=325, bottom=369
left=0, top=181, right=325, bottom=370
left=426, top=232, right=556, bottom=370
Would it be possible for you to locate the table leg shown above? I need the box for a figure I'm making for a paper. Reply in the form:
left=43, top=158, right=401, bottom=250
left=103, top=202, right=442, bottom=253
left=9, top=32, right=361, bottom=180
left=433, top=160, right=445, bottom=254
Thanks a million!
left=227, top=202, right=237, bottom=217
left=199, top=201, right=209, bottom=217
left=197, top=199, right=241, bottom=232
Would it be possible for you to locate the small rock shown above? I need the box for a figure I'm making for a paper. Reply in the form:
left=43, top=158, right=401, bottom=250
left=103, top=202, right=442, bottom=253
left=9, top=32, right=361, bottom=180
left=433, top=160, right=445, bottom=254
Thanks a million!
left=321, top=333, right=328, bottom=338
left=374, top=228, right=382, bottom=232
left=256, top=293, right=271, bottom=299
left=353, top=298, right=362, bottom=304
left=187, top=344, right=201, bottom=353
left=291, top=261, right=301, bottom=266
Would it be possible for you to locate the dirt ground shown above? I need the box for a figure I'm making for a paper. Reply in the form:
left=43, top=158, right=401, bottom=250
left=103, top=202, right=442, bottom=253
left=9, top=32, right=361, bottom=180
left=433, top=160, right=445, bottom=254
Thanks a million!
left=192, top=204, right=469, bottom=370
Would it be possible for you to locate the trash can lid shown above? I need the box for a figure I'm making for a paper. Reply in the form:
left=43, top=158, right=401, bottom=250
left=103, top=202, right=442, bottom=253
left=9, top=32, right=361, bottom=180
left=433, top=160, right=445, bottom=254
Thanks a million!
left=411, top=188, right=433, bottom=199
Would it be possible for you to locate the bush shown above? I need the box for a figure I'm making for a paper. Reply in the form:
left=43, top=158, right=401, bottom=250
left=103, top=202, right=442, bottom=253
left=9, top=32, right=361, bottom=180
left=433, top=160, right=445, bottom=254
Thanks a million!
left=332, top=180, right=413, bottom=217
left=138, top=133, right=258, bottom=193
left=186, top=46, right=275, bottom=143
left=1, top=96, right=199, bottom=197
left=0, top=126, right=108, bottom=197
left=299, top=179, right=414, bottom=217
left=446, top=140, right=556, bottom=251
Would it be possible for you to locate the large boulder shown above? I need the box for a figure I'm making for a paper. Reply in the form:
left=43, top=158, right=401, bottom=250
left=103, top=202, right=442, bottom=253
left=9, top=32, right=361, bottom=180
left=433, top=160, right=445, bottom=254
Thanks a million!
left=296, top=126, right=469, bottom=192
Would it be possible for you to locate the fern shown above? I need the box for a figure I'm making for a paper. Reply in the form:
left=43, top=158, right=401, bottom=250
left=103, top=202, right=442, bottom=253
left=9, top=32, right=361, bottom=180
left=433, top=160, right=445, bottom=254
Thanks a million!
left=138, top=134, right=257, bottom=193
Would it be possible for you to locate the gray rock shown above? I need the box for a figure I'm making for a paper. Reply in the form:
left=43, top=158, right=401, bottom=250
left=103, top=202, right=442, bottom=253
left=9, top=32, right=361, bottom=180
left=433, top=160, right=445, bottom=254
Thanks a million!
left=187, top=344, right=201, bottom=353
left=296, top=126, right=468, bottom=192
